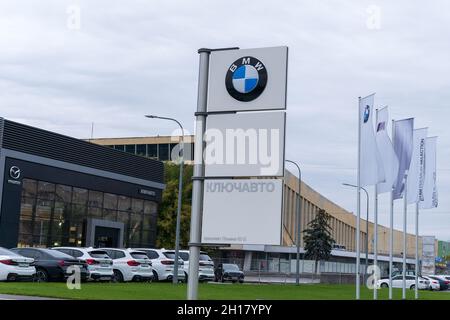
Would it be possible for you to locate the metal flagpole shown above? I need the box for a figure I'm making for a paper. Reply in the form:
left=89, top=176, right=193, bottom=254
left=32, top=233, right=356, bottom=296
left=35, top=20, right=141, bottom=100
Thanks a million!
left=415, top=202, right=419, bottom=299
left=374, top=109, right=379, bottom=300
left=402, top=173, right=408, bottom=300
left=187, top=48, right=210, bottom=300
left=389, top=187, right=394, bottom=299
left=389, top=119, right=395, bottom=300
left=356, top=97, right=362, bottom=300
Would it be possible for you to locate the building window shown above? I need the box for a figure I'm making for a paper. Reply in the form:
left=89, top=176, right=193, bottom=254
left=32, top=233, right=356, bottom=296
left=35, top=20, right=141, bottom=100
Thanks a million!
left=17, top=178, right=158, bottom=248
left=114, top=145, right=125, bottom=151
left=169, top=143, right=178, bottom=159
left=147, top=144, right=158, bottom=158
left=159, top=144, right=169, bottom=161
left=186, top=143, right=194, bottom=161
left=125, top=144, right=136, bottom=154
left=73, top=187, right=88, bottom=205
left=136, top=144, right=146, bottom=157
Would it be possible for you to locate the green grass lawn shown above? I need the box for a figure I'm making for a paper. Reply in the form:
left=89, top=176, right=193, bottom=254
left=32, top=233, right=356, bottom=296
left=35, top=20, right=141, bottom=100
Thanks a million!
left=0, top=282, right=449, bottom=300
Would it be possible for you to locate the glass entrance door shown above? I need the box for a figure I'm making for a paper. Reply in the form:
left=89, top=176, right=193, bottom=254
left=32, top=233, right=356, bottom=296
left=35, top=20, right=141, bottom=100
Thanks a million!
left=94, top=226, right=120, bottom=248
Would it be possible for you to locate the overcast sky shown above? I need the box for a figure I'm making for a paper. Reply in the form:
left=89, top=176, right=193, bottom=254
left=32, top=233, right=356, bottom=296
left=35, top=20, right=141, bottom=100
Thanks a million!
left=1, top=0, right=449, bottom=241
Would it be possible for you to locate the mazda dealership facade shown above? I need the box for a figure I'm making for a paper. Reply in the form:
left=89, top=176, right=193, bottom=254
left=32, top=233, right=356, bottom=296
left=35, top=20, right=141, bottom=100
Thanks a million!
left=0, top=118, right=165, bottom=249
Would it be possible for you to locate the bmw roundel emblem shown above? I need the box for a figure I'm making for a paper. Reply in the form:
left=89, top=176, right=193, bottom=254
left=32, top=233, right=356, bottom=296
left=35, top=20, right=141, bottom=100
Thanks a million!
left=363, top=105, right=370, bottom=123
left=225, top=56, right=268, bottom=102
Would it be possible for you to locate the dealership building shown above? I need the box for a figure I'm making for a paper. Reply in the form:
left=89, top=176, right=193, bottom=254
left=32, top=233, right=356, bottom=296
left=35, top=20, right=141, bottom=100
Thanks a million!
left=91, top=135, right=439, bottom=277
left=0, top=118, right=165, bottom=249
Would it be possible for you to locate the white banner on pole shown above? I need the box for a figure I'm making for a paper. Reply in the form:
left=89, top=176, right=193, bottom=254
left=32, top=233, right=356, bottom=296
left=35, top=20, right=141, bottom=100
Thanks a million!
left=201, top=179, right=283, bottom=245
left=393, top=118, right=414, bottom=200
left=407, top=128, right=428, bottom=204
left=420, top=137, right=438, bottom=209
left=421, top=236, right=436, bottom=275
left=359, top=94, right=385, bottom=187
left=375, top=107, right=399, bottom=194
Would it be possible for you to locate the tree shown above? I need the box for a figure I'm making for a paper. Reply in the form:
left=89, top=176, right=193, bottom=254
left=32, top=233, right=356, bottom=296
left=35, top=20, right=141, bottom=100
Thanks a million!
left=303, top=209, right=335, bottom=276
left=156, top=162, right=193, bottom=249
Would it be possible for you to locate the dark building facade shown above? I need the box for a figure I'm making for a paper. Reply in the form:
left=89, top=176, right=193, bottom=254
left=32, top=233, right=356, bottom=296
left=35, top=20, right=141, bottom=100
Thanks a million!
left=0, top=118, right=165, bottom=249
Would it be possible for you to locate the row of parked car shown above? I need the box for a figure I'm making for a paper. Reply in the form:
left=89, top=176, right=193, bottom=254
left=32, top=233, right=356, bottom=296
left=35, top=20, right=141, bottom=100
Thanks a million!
left=377, top=274, right=450, bottom=291
left=0, top=246, right=210, bottom=283
left=0, top=246, right=245, bottom=284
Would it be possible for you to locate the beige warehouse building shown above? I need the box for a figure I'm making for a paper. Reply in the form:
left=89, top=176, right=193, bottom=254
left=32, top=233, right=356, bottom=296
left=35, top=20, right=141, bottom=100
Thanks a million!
left=283, top=170, right=425, bottom=258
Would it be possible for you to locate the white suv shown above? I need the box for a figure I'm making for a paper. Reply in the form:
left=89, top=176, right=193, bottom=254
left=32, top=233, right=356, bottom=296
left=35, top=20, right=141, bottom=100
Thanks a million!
left=133, top=248, right=185, bottom=282
left=377, top=275, right=429, bottom=290
left=178, top=250, right=214, bottom=282
left=102, top=248, right=153, bottom=282
left=52, top=247, right=114, bottom=281
left=0, top=247, right=35, bottom=281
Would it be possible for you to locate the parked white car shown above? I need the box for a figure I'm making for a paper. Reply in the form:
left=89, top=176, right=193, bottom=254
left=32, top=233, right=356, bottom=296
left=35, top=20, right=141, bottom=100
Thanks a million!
left=178, top=250, right=214, bottom=282
left=377, top=275, right=429, bottom=290
left=422, top=276, right=441, bottom=291
left=431, top=274, right=450, bottom=282
left=0, top=247, right=35, bottom=281
left=102, top=248, right=153, bottom=282
left=132, top=248, right=185, bottom=282
left=52, top=247, right=114, bottom=281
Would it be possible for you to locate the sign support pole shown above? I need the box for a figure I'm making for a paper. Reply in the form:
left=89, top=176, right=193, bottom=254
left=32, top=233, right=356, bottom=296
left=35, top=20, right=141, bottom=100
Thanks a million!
left=187, top=48, right=210, bottom=300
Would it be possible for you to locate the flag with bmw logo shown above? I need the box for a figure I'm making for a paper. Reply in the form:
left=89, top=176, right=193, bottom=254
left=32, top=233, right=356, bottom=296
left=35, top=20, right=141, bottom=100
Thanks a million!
left=359, top=94, right=385, bottom=186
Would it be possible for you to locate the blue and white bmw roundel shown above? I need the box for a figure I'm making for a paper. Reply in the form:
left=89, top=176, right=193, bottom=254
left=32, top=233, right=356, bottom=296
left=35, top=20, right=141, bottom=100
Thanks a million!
left=225, top=56, right=267, bottom=102
left=232, top=65, right=259, bottom=94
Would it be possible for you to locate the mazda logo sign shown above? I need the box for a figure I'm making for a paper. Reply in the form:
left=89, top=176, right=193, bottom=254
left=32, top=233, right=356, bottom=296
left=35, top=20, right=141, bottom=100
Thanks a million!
left=9, top=166, right=21, bottom=180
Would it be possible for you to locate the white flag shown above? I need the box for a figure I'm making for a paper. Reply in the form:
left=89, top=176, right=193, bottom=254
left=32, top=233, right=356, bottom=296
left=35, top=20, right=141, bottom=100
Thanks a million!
left=393, top=118, right=414, bottom=200
left=359, top=94, right=385, bottom=187
left=407, top=128, right=428, bottom=204
left=375, top=107, right=399, bottom=194
left=420, top=137, right=438, bottom=209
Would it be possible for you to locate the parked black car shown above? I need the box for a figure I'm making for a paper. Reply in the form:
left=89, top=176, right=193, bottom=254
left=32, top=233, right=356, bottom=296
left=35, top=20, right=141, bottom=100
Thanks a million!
left=11, top=248, right=88, bottom=282
left=214, top=263, right=244, bottom=283
left=429, top=276, right=449, bottom=291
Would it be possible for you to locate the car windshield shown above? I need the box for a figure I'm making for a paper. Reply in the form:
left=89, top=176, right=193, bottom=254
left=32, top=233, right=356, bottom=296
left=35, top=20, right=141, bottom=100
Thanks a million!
left=179, top=252, right=189, bottom=261
left=45, top=249, right=74, bottom=259
left=130, top=252, right=148, bottom=260
left=0, top=247, right=20, bottom=256
left=89, top=251, right=110, bottom=259
left=163, top=252, right=182, bottom=260
left=223, top=264, right=239, bottom=271
left=199, top=254, right=212, bottom=261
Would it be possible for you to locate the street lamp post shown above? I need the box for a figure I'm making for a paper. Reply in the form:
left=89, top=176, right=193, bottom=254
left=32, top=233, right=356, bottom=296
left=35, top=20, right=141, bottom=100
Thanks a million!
left=285, top=160, right=302, bottom=286
left=343, top=183, right=369, bottom=281
left=145, top=115, right=184, bottom=284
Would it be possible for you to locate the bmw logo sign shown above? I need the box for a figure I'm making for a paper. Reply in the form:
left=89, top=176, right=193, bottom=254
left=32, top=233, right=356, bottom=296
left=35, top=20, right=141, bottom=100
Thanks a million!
left=363, top=105, right=370, bottom=123
left=225, top=56, right=268, bottom=102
